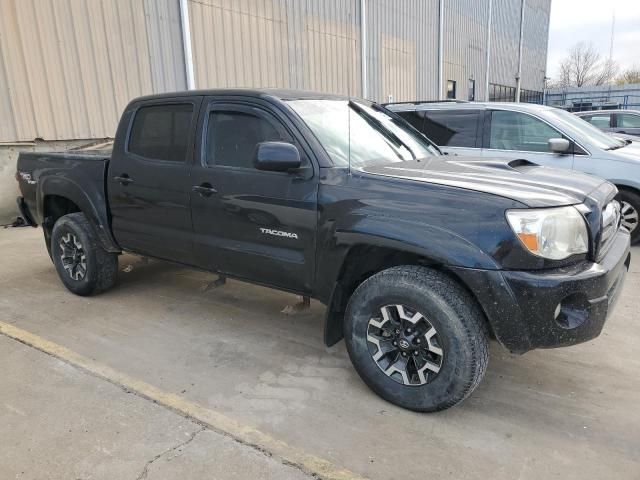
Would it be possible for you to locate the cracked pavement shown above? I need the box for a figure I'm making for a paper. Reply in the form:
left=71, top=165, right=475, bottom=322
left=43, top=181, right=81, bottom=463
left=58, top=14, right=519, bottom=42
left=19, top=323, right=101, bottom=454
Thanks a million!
left=0, top=336, right=309, bottom=480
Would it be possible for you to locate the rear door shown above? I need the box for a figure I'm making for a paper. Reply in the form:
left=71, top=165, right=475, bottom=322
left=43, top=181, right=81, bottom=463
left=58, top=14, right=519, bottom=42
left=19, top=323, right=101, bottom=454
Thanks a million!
left=405, top=109, right=483, bottom=156
left=109, top=97, right=202, bottom=263
left=615, top=112, right=640, bottom=136
left=189, top=98, right=318, bottom=293
left=481, top=109, right=576, bottom=170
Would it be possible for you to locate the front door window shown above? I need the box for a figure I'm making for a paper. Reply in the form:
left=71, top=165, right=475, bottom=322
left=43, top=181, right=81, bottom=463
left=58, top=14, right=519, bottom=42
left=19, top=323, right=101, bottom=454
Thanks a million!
left=489, top=110, right=564, bottom=152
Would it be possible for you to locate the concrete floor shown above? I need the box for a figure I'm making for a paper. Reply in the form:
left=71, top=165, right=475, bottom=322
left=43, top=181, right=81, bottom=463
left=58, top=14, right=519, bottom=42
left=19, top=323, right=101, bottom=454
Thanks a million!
left=1, top=227, right=639, bottom=479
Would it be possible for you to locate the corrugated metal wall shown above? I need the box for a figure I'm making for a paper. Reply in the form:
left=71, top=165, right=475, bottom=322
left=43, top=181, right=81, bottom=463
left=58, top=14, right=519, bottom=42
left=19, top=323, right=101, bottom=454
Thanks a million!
left=0, top=0, right=550, bottom=142
left=520, top=0, right=551, bottom=91
left=0, top=0, right=185, bottom=142
left=443, top=0, right=490, bottom=100
left=188, top=0, right=361, bottom=96
left=489, top=0, right=521, bottom=88
left=365, top=0, right=439, bottom=102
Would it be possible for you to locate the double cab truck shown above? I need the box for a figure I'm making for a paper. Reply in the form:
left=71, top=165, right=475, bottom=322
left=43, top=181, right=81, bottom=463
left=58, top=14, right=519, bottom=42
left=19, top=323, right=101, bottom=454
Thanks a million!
left=16, top=89, right=631, bottom=411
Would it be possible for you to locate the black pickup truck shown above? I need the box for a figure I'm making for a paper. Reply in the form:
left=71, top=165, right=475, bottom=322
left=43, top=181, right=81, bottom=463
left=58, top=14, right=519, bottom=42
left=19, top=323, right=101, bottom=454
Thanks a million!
left=16, top=89, right=630, bottom=411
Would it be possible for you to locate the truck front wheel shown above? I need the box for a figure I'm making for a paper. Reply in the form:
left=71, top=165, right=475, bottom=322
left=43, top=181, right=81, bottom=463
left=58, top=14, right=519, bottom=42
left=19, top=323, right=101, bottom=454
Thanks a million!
left=50, top=213, right=118, bottom=296
left=343, top=266, right=489, bottom=412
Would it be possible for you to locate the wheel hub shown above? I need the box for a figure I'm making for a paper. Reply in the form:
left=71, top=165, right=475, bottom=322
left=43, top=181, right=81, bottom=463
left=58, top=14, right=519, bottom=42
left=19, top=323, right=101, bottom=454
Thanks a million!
left=59, top=233, right=87, bottom=281
left=367, top=304, right=444, bottom=386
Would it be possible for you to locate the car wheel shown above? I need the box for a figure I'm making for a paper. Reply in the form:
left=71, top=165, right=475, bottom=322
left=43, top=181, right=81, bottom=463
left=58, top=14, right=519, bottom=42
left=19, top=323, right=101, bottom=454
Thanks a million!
left=343, top=265, right=489, bottom=412
left=617, top=189, right=640, bottom=244
left=51, top=212, right=118, bottom=296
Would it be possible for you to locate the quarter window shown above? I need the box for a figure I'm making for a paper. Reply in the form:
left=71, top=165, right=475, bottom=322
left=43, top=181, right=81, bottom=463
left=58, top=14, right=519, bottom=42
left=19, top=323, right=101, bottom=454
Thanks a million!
left=128, top=104, right=193, bottom=161
left=206, top=110, right=288, bottom=168
left=489, top=110, right=563, bottom=152
left=422, top=110, right=481, bottom=148
left=618, top=113, right=640, bottom=128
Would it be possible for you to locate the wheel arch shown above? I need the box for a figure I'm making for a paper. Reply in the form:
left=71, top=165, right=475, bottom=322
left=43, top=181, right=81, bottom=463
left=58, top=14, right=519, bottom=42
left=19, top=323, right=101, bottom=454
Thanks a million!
left=39, top=176, right=120, bottom=253
left=323, top=243, right=495, bottom=347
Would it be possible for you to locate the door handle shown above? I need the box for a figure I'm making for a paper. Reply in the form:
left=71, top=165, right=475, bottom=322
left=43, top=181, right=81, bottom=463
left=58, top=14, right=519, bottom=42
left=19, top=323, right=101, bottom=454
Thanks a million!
left=113, top=175, right=133, bottom=185
left=192, top=183, right=217, bottom=197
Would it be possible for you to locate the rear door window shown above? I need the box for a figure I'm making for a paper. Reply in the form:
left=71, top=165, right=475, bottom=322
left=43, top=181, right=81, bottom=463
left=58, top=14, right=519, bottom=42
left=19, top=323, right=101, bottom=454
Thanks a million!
left=128, top=104, right=194, bottom=162
left=488, top=110, right=563, bottom=152
left=421, top=110, right=481, bottom=148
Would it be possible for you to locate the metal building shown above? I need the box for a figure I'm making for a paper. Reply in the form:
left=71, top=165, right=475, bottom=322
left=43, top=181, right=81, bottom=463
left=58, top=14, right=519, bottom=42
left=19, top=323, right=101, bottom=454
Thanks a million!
left=0, top=0, right=551, bottom=221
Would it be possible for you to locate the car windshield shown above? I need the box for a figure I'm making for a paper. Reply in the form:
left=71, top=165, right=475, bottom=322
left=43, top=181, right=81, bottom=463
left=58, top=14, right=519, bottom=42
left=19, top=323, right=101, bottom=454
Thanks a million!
left=545, top=108, right=625, bottom=150
left=287, top=99, right=439, bottom=168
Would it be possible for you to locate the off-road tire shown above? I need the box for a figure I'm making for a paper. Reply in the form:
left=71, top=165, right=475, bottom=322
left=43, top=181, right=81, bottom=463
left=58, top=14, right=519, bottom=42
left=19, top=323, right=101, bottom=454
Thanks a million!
left=51, top=212, right=118, bottom=296
left=616, top=189, right=640, bottom=245
left=343, top=265, right=489, bottom=412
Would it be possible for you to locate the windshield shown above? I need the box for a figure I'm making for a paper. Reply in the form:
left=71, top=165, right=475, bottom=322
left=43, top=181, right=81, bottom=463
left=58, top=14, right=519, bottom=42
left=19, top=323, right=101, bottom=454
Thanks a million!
left=287, top=99, right=439, bottom=168
left=544, top=108, right=625, bottom=150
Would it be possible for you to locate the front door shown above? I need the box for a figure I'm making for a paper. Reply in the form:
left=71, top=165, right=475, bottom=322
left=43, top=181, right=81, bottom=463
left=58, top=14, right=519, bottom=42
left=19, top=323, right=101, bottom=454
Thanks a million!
left=481, top=109, right=575, bottom=170
left=615, top=112, right=640, bottom=136
left=108, top=97, right=202, bottom=263
left=189, top=99, right=318, bottom=293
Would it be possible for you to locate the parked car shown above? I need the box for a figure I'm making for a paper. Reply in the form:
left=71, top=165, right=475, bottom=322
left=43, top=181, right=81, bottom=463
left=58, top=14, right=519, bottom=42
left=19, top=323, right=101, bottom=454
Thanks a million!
left=575, top=109, right=640, bottom=137
left=16, top=89, right=630, bottom=412
left=386, top=101, right=640, bottom=243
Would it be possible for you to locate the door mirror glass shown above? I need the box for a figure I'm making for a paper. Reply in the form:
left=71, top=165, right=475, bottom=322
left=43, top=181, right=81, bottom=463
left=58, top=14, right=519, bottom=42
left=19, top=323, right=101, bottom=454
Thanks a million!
left=254, top=142, right=301, bottom=172
left=548, top=138, right=571, bottom=153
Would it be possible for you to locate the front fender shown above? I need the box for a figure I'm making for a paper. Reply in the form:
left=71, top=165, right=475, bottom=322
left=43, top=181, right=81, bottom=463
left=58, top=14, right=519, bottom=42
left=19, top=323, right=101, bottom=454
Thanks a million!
left=316, top=215, right=501, bottom=346
left=316, top=214, right=499, bottom=302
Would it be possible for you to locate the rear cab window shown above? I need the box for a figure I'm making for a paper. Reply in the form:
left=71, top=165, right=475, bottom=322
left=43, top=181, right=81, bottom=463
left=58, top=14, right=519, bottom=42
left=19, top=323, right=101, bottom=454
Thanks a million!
left=128, top=104, right=194, bottom=162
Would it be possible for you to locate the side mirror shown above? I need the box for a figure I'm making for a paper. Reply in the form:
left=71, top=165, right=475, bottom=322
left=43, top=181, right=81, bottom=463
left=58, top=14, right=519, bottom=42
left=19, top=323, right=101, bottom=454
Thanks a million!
left=548, top=138, right=571, bottom=154
left=254, top=142, right=301, bottom=172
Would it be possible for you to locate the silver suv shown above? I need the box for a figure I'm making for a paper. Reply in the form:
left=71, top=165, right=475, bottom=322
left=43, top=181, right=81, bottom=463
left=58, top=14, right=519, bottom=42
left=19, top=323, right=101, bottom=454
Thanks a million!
left=386, top=101, right=640, bottom=243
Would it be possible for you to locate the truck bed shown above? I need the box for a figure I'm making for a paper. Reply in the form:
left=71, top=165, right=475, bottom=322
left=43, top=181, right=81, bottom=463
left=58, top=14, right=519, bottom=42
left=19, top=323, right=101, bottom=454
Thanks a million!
left=16, top=148, right=111, bottom=229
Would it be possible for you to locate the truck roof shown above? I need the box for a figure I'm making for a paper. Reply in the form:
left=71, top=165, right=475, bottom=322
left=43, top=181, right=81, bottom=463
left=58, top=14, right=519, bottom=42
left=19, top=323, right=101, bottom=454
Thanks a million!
left=130, top=88, right=349, bottom=104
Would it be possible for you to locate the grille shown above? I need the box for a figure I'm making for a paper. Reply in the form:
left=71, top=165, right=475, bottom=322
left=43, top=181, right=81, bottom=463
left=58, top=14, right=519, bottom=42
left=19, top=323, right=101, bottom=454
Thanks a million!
left=599, top=200, right=621, bottom=257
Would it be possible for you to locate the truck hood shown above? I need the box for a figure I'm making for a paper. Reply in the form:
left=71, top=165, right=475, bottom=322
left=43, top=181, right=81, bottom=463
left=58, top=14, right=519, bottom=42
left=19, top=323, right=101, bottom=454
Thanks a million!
left=360, top=156, right=607, bottom=208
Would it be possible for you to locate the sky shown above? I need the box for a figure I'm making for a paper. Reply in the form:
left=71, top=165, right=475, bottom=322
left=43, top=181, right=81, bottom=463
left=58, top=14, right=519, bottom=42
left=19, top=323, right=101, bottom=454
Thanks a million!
left=547, top=0, right=640, bottom=80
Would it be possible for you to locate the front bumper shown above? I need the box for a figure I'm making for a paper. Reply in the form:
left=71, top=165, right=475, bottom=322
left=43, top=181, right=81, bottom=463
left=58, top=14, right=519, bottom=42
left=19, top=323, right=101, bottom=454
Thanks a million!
left=450, top=229, right=631, bottom=353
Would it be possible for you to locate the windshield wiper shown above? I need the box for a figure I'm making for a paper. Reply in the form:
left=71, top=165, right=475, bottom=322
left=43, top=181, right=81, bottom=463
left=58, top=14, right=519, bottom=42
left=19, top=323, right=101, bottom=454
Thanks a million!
left=348, top=100, right=416, bottom=160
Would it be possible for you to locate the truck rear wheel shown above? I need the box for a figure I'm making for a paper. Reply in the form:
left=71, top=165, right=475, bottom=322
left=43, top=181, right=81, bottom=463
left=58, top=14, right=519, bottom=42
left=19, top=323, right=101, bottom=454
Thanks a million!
left=343, top=265, right=489, bottom=412
left=51, top=213, right=118, bottom=296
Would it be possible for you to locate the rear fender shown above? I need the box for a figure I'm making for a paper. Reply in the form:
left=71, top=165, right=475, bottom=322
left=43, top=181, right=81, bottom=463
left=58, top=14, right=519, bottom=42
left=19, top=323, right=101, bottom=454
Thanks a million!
left=38, top=174, right=120, bottom=253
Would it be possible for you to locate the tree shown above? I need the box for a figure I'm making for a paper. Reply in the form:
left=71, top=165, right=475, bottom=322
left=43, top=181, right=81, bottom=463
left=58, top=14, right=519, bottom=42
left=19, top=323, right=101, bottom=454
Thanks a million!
left=616, top=66, right=640, bottom=85
left=554, top=42, right=618, bottom=88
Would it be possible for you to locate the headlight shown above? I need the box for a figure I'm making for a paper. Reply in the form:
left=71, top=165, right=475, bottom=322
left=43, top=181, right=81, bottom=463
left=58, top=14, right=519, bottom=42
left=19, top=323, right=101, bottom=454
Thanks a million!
left=506, top=206, right=588, bottom=260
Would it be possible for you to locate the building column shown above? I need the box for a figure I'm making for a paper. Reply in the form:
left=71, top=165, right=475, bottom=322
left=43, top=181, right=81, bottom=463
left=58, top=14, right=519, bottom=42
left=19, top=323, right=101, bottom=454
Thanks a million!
left=179, top=0, right=195, bottom=90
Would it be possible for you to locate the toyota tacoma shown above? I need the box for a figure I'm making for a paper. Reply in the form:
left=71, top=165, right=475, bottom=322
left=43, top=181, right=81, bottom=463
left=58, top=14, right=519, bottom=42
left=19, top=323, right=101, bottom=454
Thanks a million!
left=16, top=89, right=631, bottom=411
